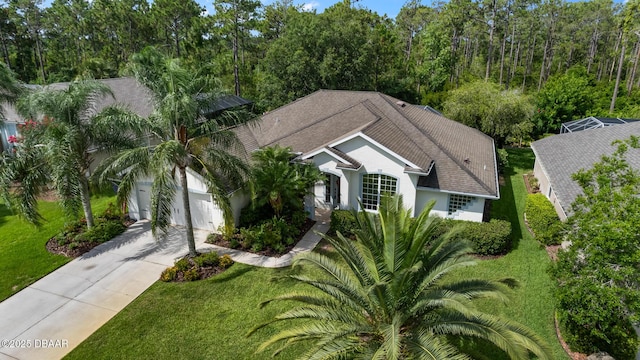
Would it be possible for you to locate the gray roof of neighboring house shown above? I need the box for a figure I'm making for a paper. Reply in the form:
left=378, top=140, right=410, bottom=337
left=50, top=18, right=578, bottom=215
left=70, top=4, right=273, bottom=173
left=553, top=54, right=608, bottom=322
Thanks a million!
left=2, top=77, right=252, bottom=124
left=531, top=121, right=640, bottom=215
left=236, top=90, right=498, bottom=198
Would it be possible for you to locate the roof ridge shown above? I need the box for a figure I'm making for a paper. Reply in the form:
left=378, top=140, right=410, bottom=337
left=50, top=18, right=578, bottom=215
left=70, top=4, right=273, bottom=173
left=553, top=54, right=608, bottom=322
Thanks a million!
left=264, top=100, right=381, bottom=147
left=359, top=99, right=433, bottom=170
left=378, top=95, right=495, bottom=195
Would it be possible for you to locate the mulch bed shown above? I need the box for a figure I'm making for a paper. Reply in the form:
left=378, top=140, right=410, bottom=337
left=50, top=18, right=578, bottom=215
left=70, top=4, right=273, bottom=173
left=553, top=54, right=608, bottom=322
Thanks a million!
left=523, top=173, right=540, bottom=194
left=45, top=217, right=136, bottom=258
left=207, top=218, right=316, bottom=257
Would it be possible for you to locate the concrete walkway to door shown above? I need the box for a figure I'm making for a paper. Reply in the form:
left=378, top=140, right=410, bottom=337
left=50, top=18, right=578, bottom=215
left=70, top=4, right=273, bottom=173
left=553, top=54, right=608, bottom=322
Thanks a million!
left=0, top=220, right=209, bottom=360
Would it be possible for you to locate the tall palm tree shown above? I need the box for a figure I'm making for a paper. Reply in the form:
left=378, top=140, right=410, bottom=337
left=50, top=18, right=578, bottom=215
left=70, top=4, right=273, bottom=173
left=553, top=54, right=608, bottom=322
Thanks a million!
left=251, top=195, right=551, bottom=360
left=94, top=47, right=252, bottom=257
left=1, top=79, right=138, bottom=227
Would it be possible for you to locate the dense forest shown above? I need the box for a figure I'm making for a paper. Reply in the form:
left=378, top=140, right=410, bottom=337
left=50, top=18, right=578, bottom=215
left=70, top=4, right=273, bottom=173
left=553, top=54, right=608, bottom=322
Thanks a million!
left=1, top=0, right=640, bottom=137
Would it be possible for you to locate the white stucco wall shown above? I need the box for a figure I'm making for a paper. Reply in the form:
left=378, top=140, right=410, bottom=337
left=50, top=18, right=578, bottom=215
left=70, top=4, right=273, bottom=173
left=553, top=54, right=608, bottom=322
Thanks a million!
left=533, top=158, right=567, bottom=221
left=415, top=190, right=449, bottom=218
left=334, top=136, right=417, bottom=212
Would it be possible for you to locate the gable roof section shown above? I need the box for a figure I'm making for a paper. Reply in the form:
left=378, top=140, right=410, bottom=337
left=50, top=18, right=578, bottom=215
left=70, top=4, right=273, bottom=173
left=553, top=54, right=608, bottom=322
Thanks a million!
left=237, top=90, right=498, bottom=198
left=531, top=122, right=640, bottom=215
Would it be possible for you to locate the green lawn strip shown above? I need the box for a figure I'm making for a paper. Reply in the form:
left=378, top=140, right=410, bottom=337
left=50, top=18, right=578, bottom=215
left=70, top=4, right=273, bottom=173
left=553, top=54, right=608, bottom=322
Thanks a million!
left=66, top=264, right=315, bottom=360
left=449, top=148, right=567, bottom=359
left=0, top=193, right=117, bottom=302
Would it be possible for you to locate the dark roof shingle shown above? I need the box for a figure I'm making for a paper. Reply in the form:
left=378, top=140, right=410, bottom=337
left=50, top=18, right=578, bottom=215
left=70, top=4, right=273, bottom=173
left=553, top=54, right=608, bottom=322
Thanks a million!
left=237, top=90, right=498, bottom=197
left=532, top=122, right=640, bottom=215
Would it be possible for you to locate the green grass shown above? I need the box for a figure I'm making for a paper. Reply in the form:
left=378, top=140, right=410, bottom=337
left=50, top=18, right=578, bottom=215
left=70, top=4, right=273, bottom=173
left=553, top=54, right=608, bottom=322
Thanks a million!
left=449, top=148, right=567, bottom=359
left=66, top=264, right=315, bottom=360
left=66, top=148, right=567, bottom=359
left=0, top=192, right=117, bottom=301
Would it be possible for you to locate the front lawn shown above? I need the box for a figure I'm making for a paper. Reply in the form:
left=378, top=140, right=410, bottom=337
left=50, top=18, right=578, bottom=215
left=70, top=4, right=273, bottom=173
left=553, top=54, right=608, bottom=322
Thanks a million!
left=0, top=193, right=116, bottom=302
left=67, top=148, right=567, bottom=359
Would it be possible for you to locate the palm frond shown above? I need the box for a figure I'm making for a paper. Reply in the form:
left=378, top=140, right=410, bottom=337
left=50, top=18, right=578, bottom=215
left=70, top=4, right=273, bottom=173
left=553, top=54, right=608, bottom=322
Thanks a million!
left=405, top=330, right=470, bottom=360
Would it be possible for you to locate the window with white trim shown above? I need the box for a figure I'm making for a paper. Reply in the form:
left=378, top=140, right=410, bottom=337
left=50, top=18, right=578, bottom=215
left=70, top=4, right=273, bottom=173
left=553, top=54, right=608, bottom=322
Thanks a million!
left=361, top=174, right=397, bottom=210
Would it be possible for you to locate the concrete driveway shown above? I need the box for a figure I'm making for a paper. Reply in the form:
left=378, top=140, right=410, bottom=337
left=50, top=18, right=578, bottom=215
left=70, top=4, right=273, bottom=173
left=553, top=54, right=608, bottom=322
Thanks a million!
left=0, top=221, right=208, bottom=360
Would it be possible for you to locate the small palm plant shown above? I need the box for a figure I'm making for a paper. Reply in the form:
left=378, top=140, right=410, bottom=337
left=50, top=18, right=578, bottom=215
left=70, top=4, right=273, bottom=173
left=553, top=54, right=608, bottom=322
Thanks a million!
left=251, top=145, right=322, bottom=218
left=250, top=195, right=550, bottom=359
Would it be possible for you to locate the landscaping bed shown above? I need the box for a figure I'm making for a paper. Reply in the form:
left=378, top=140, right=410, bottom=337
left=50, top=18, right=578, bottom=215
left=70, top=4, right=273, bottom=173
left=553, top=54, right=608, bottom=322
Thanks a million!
left=206, top=217, right=315, bottom=257
left=45, top=204, right=135, bottom=258
left=160, top=252, right=234, bottom=282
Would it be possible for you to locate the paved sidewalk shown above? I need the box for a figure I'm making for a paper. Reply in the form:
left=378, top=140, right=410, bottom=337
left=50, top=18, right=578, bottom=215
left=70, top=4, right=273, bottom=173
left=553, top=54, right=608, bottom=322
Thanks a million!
left=0, top=217, right=329, bottom=360
left=0, top=221, right=209, bottom=360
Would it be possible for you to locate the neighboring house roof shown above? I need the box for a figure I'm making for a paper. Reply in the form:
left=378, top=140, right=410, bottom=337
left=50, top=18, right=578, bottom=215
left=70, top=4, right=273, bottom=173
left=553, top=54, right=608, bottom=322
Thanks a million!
left=236, top=90, right=498, bottom=198
left=531, top=121, right=640, bottom=215
left=2, top=77, right=253, bottom=124
left=560, top=116, right=640, bottom=133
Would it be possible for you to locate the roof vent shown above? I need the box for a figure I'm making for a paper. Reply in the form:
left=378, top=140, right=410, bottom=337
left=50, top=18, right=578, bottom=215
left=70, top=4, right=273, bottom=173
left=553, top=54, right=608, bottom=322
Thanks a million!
left=396, top=101, right=406, bottom=107
left=464, top=158, right=470, bottom=164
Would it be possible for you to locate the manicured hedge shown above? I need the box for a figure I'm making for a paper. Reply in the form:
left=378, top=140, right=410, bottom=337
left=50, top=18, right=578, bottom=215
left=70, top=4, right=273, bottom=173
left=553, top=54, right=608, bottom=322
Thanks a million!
left=442, top=219, right=512, bottom=256
left=525, top=193, right=564, bottom=245
left=330, top=210, right=512, bottom=256
left=329, top=210, right=357, bottom=237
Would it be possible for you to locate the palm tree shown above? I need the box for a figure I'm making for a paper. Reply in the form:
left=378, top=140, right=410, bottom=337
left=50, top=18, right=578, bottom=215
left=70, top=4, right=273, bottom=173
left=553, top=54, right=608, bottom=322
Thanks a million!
left=251, top=145, right=322, bottom=218
left=0, top=62, right=23, bottom=124
left=94, top=47, right=252, bottom=257
left=1, top=79, right=138, bottom=227
left=251, top=195, right=551, bottom=359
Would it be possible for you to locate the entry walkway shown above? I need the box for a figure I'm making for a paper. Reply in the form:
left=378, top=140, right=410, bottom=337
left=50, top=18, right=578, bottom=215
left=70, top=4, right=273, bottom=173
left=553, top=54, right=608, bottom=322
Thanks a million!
left=0, top=215, right=330, bottom=360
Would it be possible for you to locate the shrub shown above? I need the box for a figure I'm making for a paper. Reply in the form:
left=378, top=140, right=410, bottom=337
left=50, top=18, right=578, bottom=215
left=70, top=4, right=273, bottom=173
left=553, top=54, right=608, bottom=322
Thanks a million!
left=441, top=219, right=512, bottom=255
left=555, top=278, right=640, bottom=360
left=496, top=148, right=509, bottom=173
left=100, top=202, right=122, bottom=221
left=219, top=254, right=233, bottom=268
left=193, top=251, right=220, bottom=268
left=75, top=220, right=126, bottom=243
left=239, top=204, right=272, bottom=228
left=160, top=267, right=178, bottom=282
left=174, top=258, right=190, bottom=272
left=183, top=268, right=200, bottom=281
left=330, top=210, right=356, bottom=237
left=525, top=194, right=563, bottom=245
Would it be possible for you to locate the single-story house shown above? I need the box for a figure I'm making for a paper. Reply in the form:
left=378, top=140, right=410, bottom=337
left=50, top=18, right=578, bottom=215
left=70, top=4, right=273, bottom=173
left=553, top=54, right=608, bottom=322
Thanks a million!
left=531, top=121, right=640, bottom=220
left=233, top=90, right=500, bottom=223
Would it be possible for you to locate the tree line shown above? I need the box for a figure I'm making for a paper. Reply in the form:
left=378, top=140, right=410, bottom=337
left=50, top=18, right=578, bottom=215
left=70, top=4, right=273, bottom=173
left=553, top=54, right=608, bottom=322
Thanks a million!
left=1, top=0, right=640, bottom=137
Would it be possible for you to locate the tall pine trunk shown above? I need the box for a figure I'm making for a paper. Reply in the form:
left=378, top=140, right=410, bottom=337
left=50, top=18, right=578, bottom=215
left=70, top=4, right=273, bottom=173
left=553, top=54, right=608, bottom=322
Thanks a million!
left=610, top=42, right=626, bottom=113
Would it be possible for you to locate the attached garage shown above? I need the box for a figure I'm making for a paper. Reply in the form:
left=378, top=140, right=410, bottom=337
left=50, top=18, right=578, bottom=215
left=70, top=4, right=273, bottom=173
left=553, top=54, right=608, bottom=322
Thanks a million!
left=127, top=168, right=247, bottom=232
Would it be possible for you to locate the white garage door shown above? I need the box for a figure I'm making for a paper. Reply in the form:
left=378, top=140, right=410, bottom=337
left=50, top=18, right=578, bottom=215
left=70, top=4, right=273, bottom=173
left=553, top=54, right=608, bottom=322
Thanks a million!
left=137, top=185, right=152, bottom=220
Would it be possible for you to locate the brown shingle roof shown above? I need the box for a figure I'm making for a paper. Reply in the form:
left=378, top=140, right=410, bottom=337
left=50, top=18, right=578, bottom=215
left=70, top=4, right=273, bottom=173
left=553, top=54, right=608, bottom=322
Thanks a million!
left=237, top=90, right=498, bottom=197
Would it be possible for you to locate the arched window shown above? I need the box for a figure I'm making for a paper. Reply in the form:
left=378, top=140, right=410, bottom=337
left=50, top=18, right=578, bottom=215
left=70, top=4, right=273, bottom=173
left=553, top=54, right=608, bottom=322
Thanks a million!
left=361, top=174, right=397, bottom=210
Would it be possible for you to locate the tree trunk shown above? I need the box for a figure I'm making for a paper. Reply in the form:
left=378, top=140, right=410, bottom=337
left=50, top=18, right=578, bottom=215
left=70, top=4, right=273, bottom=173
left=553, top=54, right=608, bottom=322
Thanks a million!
left=627, top=39, right=639, bottom=94
left=499, top=34, right=507, bottom=85
left=485, top=0, right=497, bottom=81
left=610, top=42, right=626, bottom=113
left=79, top=175, right=95, bottom=229
left=179, top=166, right=197, bottom=257
left=609, top=31, right=622, bottom=82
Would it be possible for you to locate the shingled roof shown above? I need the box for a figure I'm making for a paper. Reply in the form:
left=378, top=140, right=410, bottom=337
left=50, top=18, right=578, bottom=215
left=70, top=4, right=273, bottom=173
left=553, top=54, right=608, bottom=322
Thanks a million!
left=237, top=90, right=499, bottom=198
left=531, top=122, right=640, bottom=215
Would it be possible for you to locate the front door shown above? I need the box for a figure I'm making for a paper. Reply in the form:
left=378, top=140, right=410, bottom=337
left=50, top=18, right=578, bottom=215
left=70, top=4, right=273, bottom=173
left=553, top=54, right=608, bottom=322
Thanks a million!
left=324, top=174, right=341, bottom=208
